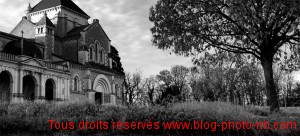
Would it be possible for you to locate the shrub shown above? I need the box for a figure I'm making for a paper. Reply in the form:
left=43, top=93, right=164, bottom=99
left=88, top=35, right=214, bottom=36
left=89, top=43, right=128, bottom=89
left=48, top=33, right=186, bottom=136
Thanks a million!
left=0, top=101, right=298, bottom=135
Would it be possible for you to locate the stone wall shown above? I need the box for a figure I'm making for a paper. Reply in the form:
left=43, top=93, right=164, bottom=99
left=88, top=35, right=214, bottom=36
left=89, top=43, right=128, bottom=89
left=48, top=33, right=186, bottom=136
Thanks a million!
left=61, top=39, right=78, bottom=62
left=10, top=18, right=36, bottom=39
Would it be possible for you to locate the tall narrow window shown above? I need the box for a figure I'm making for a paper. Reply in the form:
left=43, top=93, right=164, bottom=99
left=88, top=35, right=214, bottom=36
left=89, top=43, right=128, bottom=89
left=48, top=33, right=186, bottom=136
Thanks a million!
left=100, top=49, right=104, bottom=64
left=74, top=77, right=79, bottom=92
left=95, top=42, right=99, bottom=62
left=115, top=84, right=119, bottom=96
left=89, top=47, right=94, bottom=61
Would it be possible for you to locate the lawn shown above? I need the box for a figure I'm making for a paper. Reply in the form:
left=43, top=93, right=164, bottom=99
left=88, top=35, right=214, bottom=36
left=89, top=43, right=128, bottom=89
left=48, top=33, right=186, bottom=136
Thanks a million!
left=0, top=101, right=299, bottom=135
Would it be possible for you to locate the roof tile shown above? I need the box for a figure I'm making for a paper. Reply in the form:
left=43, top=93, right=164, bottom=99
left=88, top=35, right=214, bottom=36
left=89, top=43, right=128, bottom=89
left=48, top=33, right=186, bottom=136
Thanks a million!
left=36, top=14, right=56, bottom=28
left=31, top=0, right=89, bottom=17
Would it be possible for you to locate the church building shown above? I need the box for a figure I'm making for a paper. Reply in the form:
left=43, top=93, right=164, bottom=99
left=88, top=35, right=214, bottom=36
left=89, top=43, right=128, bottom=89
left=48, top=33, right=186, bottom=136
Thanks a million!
left=0, top=0, right=125, bottom=105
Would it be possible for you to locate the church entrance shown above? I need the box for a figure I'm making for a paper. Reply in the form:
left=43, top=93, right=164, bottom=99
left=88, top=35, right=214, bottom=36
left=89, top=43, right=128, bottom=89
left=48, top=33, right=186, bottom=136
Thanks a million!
left=95, top=92, right=103, bottom=104
left=0, top=71, right=12, bottom=102
left=45, top=79, right=55, bottom=101
left=23, top=75, right=36, bottom=101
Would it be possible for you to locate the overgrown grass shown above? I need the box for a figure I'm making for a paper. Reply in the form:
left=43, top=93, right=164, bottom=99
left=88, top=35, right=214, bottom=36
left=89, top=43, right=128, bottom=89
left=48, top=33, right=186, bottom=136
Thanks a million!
left=0, top=101, right=299, bottom=135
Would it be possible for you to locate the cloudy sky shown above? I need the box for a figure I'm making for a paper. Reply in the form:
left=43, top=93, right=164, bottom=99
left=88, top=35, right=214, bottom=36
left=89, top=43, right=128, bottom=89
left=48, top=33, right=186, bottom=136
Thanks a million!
left=0, top=0, right=193, bottom=77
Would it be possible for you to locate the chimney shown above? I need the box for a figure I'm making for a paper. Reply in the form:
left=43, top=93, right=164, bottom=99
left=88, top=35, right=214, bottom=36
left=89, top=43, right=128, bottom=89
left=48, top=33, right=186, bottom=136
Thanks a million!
left=93, top=19, right=99, bottom=23
left=56, top=12, right=68, bottom=38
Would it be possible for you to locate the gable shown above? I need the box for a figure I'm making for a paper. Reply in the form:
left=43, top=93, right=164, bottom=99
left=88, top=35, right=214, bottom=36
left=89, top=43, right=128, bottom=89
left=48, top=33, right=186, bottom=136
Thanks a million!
left=84, top=21, right=111, bottom=41
left=31, top=0, right=89, bottom=18
left=83, top=22, right=111, bottom=53
left=10, top=18, right=36, bottom=39
left=21, top=58, right=46, bottom=68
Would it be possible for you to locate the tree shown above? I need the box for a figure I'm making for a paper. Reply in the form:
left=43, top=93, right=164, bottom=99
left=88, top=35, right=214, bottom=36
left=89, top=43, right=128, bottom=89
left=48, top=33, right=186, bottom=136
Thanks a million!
left=149, top=0, right=300, bottom=112
left=110, top=46, right=124, bottom=73
left=144, top=76, right=158, bottom=106
left=155, top=65, right=190, bottom=104
left=171, top=65, right=190, bottom=101
left=189, top=66, right=203, bottom=101
left=123, top=70, right=143, bottom=105
left=237, top=64, right=265, bottom=105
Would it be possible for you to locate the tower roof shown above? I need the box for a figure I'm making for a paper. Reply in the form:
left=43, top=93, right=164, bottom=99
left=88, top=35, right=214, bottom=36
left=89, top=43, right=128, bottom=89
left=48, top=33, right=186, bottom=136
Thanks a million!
left=31, top=0, right=89, bottom=17
left=36, top=14, right=56, bottom=28
left=26, top=3, right=32, bottom=11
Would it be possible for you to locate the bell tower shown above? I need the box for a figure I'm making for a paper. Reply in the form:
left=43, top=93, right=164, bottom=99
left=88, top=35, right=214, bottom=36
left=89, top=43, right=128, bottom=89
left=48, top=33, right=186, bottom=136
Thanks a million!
left=34, top=13, right=55, bottom=60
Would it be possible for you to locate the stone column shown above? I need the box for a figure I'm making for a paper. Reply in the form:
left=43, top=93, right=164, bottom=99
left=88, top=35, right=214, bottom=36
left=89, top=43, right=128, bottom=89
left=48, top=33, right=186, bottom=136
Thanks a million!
left=39, top=74, right=45, bottom=100
left=14, top=70, right=24, bottom=103
left=87, top=92, right=96, bottom=104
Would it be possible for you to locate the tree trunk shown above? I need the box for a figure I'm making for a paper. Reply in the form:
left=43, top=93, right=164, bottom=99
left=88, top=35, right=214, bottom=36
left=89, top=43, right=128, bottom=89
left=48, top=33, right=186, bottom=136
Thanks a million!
left=261, top=57, right=280, bottom=112
left=236, top=91, right=242, bottom=105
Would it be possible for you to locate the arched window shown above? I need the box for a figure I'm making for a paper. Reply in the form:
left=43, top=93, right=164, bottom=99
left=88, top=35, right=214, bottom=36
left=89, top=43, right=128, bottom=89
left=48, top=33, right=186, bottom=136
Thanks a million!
left=100, top=49, right=104, bottom=64
left=95, top=42, right=99, bottom=62
left=89, top=46, right=94, bottom=61
left=74, top=76, right=79, bottom=92
left=114, top=84, right=117, bottom=94
left=115, top=84, right=120, bottom=96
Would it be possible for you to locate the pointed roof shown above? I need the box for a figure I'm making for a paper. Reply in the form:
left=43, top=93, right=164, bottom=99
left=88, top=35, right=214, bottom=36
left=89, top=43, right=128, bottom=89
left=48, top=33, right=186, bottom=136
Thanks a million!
left=31, top=0, right=89, bottom=17
left=36, top=13, right=56, bottom=28
left=26, top=3, right=32, bottom=11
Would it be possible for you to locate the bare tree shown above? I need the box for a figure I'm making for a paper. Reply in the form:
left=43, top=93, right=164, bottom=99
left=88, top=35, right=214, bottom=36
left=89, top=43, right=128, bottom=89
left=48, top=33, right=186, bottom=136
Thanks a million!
left=123, top=70, right=143, bottom=105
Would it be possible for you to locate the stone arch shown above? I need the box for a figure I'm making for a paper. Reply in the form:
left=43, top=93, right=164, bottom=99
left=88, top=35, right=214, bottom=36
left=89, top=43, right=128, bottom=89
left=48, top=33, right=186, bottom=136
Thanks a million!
left=45, top=78, right=56, bottom=101
left=23, top=74, right=38, bottom=101
left=95, top=40, right=100, bottom=45
left=0, top=70, right=13, bottom=102
left=93, top=74, right=111, bottom=93
left=72, top=74, right=81, bottom=92
left=93, top=74, right=111, bottom=104
left=89, top=44, right=95, bottom=61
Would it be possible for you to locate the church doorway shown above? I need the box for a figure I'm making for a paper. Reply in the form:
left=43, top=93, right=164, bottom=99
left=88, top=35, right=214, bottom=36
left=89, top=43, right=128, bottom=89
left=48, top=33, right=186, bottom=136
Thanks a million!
left=45, top=79, right=55, bottom=101
left=0, top=71, right=12, bottom=102
left=95, top=92, right=103, bottom=104
left=23, top=75, right=36, bottom=101
left=93, top=75, right=112, bottom=104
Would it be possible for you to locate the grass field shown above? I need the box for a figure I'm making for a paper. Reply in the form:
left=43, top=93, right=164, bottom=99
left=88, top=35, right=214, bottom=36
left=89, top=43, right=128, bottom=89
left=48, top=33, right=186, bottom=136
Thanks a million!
left=0, top=101, right=299, bottom=135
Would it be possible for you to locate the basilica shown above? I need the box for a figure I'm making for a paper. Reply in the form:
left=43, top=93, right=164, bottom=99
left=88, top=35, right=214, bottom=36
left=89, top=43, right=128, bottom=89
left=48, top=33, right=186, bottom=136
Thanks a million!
left=0, top=0, right=125, bottom=105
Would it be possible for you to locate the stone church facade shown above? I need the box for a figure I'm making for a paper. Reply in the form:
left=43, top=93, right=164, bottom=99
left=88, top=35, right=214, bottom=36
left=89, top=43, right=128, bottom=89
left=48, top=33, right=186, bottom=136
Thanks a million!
left=0, top=0, right=125, bottom=105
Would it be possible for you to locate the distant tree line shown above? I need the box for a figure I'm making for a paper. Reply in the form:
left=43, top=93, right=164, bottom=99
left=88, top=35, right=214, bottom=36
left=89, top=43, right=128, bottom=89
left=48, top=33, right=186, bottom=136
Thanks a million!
left=122, top=52, right=300, bottom=107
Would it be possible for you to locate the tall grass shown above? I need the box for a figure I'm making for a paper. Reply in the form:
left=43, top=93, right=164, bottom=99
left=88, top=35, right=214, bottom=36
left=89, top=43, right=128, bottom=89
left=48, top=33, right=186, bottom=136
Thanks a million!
left=0, top=101, right=298, bottom=135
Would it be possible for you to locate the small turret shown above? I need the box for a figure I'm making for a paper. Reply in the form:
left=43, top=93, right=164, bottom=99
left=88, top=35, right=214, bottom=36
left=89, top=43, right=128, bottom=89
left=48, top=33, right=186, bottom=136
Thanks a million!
left=24, top=3, right=32, bottom=21
left=25, top=3, right=32, bottom=15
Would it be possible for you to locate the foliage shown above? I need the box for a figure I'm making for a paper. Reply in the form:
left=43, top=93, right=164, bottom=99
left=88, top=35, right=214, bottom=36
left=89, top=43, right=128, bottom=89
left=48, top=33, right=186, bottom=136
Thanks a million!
left=123, top=70, right=144, bottom=105
left=149, top=0, right=300, bottom=112
left=110, top=45, right=124, bottom=74
left=155, top=65, right=191, bottom=105
left=2, top=101, right=298, bottom=135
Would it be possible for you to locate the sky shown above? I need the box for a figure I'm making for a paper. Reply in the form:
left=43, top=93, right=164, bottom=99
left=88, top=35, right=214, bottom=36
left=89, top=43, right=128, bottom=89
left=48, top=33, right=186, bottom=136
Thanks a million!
left=1, top=0, right=300, bottom=81
left=0, top=0, right=193, bottom=78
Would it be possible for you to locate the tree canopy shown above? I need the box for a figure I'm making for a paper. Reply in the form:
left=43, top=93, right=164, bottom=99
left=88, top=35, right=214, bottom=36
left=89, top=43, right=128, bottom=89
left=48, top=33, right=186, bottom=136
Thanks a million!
left=149, top=0, right=300, bottom=112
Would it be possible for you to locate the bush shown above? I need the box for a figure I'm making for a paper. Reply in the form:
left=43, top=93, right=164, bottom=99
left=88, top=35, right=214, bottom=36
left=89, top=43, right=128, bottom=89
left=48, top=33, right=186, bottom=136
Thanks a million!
left=0, top=101, right=298, bottom=135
